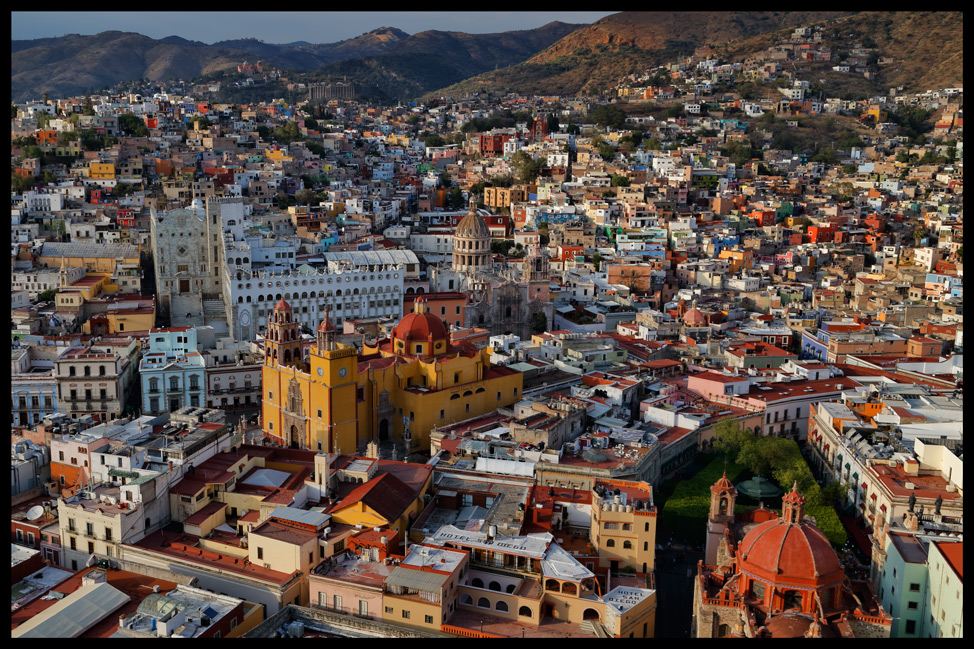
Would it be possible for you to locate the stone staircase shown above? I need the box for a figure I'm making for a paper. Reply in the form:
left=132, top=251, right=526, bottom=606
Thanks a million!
left=202, top=298, right=230, bottom=336
left=580, top=620, right=609, bottom=637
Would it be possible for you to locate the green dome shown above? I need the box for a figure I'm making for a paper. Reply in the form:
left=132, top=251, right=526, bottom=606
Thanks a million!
left=736, top=476, right=783, bottom=499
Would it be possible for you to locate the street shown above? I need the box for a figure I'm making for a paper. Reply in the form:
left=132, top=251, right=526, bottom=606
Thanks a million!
left=655, top=544, right=704, bottom=638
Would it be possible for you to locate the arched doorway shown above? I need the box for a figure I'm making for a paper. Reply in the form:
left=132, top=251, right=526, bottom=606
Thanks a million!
left=583, top=608, right=600, bottom=621
left=378, top=418, right=389, bottom=441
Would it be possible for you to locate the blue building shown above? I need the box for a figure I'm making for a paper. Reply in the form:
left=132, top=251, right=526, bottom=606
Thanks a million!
left=139, top=327, right=208, bottom=415
left=11, top=345, right=59, bottom=428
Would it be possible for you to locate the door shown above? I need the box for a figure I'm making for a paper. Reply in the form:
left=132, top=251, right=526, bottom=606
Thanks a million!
left=179, top=279, right=190, bottom=293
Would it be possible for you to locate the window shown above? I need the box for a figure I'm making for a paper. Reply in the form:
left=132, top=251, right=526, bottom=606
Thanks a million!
left=401, top=610, right=410, bottom=619
left=908, top=601, right=918, bottom=610
left=359, top=600, right=368, bottom=616
left=333, top=594, right=342, bottom=610
left=910, top=582, right=921, bottom=592
left=384, top=606, right=393, bottom=614
left=257, top=547, right=263, bottom=560
left=905, top=620, right=916, bottom=635
left=425, top=615, right=434, bottom=624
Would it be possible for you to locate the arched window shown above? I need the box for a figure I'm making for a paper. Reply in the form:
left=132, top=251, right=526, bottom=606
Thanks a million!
left=69, top=366, right=76, bottom=376
left=460, top=594, right=473, bottom=606
left=471, top=577, right=483, bottom=588
left=488, top=581, right=501, bottom=592
left=84, top=366, right=91, bottom=376
left=519, top=606, right=532, bottom=617
left=477, top=597, right=490, bottom=609
left=623, top=540, right=633, bottom=550
left=606, top=539, right=615, bottom=548
left=783, top=589, right=802, bottom=611
left=495, top=601, right=509, bottom=613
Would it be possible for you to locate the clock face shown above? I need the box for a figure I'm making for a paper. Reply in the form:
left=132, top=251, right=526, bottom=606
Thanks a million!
left=338, top=367, right=348, bottom=378
left=317, top=367, right=324, bottom=377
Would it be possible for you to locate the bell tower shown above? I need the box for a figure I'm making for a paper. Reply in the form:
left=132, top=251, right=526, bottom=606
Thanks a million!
left=316, top=308, right=337, bottom=353
left=781, top=482, right=805, bottom=524
left=264, top=299, right=303, bottom=369
left=706, top=471, right=738, bottom=565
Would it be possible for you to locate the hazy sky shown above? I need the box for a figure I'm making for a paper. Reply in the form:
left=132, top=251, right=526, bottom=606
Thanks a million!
left=12, top=12, right=617, bottom=44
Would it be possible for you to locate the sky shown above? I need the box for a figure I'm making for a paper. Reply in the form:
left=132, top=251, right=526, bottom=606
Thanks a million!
left=12, top=12, right=618, bottom=44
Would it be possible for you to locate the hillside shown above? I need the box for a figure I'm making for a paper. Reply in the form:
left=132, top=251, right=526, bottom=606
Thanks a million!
left=431, top=11, right=855, bottom=98
left=724, top=11, right=963, bottom=97
left=12, top=31, right=256, bottom=101
left=11, top=22, right=580, bottom=103
left=434, top=11, right=962, bottom=101
left=311, top=21, right=585, bottom=102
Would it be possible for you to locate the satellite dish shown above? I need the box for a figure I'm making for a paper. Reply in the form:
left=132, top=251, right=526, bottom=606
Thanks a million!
left=26, top=506, right=44, bottom=521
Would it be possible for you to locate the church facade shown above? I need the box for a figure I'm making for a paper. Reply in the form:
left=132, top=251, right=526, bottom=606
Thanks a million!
left=430, top=199, right=553, bottom=340
left=261, top=297, right=523, bottom=455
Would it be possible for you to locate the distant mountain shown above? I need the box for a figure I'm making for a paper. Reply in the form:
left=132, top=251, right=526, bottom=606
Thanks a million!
left=431, top=11, right=856, bottom=98
left=313, top=21, right=584, bottom=102
left=10, top=26, right=413, bottom=102
left=10, top=23, right=579, bottom=103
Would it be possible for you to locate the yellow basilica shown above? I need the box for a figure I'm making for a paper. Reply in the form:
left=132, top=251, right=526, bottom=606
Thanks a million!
left=261, top=296, right=523, bottom=454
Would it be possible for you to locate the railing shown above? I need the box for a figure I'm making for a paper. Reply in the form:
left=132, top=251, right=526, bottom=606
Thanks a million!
left=441, top=624, right=504, bottom=639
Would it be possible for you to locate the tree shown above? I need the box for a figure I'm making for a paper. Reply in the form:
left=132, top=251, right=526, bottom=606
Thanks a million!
left=295, top=189, right=317, bottom=205
left=610, top=174, right=630, bottom=187
left=530, top=311, right=548, bottom=334
left=591, top=252, right=603, bottom=271
left=712, top=418, right=754, bottom=460
left=118, top=113, right=148, bottom=137
left=587, top=105, right=627, bottom=130
left=447, top=186, right=464, bottom=210
left=424, top=134, right=445, bottom=148
left=546, top=113, right=560, bottom=134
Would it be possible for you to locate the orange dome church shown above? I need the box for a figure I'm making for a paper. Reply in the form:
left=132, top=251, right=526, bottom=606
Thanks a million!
left=692, top=477, right=892, bottom=638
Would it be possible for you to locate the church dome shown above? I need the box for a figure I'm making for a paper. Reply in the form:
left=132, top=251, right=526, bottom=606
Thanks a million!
left=392, top=297, right=448, bottom=352
left=737, top=487, right=843, bottom=590
left=455, top=209, right=491, bottom=240
left=274, top=298, right=292, bottom=311
left=684, top=308, right=707, bottom=325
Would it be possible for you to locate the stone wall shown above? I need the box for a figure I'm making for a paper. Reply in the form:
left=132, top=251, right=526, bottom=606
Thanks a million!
left=244, top=604, right=446, bottom=638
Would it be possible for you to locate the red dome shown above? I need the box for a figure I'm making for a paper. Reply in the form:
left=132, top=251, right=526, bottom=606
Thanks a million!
left=392, top=310, right=448, bottom=344
left=684, top=308, right=707, bottom=325
left=274, top=298, right=291, bottom=311
left=738, top=517, right=843, bottom=588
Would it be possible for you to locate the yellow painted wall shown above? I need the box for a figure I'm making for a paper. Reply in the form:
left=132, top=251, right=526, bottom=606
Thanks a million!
left=263, top=340, right=522, bottom=454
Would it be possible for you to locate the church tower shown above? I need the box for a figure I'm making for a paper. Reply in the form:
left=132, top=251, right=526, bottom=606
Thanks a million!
left=706, top=471, right=738, bottom=565
left=781, top=482, right=805, bottom=524
left=264, top=298, right=303, bottom=369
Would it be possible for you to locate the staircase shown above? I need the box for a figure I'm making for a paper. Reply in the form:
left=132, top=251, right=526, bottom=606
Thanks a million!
left=580, top=620, right=609, bottom=637
left=202, top=298, right=229, bottom=336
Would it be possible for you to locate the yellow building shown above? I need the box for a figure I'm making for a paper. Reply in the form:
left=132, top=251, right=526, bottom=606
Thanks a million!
left=89, top=160, right=115, bottom=180
left=590, top=479, right=657, bottom=576
left=261, top=297, right=523, bottom=455
left=718, top=249, right=753, bottom=273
